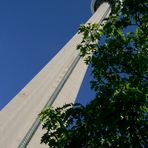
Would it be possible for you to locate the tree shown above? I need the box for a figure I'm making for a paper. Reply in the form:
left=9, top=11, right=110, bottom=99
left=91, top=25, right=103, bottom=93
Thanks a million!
left=39, top=0, right=148, bottom=147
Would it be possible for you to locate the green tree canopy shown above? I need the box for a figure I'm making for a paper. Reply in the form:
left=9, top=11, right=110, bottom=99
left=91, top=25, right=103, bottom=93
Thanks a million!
left=39, top=0, right=148, bottom=147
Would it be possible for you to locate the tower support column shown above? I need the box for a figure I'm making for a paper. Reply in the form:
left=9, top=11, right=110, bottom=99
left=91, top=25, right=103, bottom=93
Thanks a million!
left=0, top=2, right=112, bottom=148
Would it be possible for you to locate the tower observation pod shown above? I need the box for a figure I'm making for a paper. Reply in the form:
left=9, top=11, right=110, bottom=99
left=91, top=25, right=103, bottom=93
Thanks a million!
left=0, top=1, right=113, bottom=148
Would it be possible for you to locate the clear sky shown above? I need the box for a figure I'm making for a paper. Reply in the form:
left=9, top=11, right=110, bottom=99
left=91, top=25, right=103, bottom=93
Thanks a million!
left=0, top=0, right=95, bottom=110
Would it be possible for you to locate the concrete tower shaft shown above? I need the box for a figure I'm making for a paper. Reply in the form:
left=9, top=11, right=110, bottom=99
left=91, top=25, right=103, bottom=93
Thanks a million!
left=91, top=0, right=114, bottom=13
left=0, top=1, right=112, bottom=148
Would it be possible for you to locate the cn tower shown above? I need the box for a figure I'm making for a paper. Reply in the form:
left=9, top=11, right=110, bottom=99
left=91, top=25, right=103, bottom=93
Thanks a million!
left=0, top=1, right=113, bottom=147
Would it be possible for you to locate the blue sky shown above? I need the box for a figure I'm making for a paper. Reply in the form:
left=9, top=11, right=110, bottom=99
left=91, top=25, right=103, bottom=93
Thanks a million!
left=0, top=0, right=95, bottom=109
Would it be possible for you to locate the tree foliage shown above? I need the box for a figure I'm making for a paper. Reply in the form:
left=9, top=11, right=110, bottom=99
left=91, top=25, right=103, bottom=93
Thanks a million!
left=39, top=0, right=148, bottom=147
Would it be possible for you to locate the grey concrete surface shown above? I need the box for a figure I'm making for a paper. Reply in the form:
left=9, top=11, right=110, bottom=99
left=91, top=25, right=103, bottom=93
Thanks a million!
left=0, top=2, right=111, bottom=148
